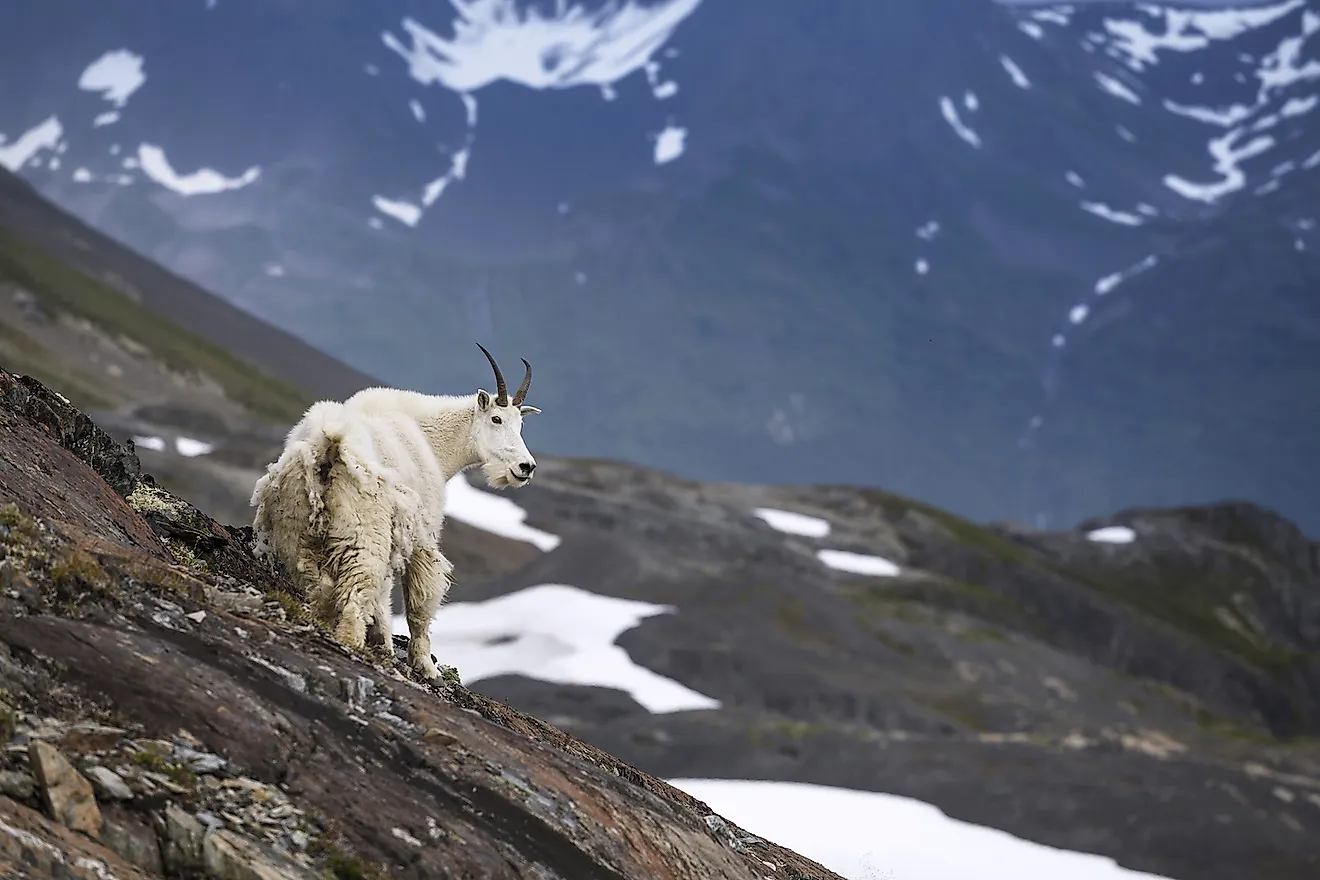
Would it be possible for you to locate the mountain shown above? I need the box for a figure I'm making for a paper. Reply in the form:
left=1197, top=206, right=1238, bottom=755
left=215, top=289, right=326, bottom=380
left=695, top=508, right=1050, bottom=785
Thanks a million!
left=0, top=164, right=1317, bottom=878
left=1, top=0, right=1317, bottom=537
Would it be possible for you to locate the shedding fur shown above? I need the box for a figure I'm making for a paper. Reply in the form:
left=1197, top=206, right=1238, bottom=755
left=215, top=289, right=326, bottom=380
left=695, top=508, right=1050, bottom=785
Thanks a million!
left=250, top=347, right=541, bottom=681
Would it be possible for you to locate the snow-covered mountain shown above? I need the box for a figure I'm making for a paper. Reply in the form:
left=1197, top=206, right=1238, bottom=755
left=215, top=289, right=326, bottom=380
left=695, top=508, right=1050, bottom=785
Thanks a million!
left=1, top=0, right=1317, bottom=533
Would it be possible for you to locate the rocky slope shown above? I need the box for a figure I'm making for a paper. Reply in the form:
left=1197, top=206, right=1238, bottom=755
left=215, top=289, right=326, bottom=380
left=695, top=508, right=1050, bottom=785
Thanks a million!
left=475, top=458, right=1320, bottom=880
left=0, top=365, right=842, bottom=880
left=0, top=172, right=1318, bottom=878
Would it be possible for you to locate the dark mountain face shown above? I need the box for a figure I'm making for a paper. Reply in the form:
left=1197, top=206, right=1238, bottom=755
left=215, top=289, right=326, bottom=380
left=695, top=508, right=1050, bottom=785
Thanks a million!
left=1, top=0, right=1317, bottom=533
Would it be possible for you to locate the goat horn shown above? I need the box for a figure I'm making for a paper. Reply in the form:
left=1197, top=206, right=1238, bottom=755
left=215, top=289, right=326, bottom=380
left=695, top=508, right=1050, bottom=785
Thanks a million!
left=475, top=343, right=509, bottom=405
left=512, top=358, right=532, bottom=406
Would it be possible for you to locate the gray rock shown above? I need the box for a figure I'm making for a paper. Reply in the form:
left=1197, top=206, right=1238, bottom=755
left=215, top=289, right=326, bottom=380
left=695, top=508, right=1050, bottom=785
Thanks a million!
left=83, top=765, right=133, bottom=801
left=159, top=804, right=206, bottom=872
left=203, top=828, right=321, bottom=880
left=0, top=769, right=35, bottom=799
left=101, top=816, right=164, bottom=874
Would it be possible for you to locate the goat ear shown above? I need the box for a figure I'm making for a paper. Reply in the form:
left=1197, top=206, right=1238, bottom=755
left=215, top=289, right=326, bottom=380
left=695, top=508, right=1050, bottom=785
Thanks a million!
left=519, top=405, right=541, bottom=416
left=476, top=389, right=492, bottom=411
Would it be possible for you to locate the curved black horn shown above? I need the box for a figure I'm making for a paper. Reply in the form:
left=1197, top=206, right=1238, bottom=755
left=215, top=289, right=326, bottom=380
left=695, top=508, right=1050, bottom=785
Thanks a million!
left=475, top=343, right=509, bottom=405
left=512, top=358, right=532, bottom=406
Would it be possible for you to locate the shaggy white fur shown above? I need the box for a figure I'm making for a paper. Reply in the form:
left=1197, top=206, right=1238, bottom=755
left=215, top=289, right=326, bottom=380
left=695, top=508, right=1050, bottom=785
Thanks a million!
left=250, top=345, right=541, bottom=681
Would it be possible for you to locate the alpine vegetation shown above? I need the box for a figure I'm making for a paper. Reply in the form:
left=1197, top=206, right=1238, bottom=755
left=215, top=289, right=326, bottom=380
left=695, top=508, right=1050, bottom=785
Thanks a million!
left=250, top=344, right=542, bottom=681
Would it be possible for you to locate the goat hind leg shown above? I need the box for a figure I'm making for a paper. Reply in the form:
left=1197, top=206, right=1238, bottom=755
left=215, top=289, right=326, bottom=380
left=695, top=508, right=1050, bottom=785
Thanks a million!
left=319, top=484, right=394, bottom=651
left=365, top=574, right=394, bottom=657
left=402, top=546, right=453, bottom=682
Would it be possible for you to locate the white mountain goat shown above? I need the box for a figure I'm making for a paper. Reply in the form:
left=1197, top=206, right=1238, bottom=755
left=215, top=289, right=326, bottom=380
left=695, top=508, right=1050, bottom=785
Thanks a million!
left=249, top=344, right=541, bottom=681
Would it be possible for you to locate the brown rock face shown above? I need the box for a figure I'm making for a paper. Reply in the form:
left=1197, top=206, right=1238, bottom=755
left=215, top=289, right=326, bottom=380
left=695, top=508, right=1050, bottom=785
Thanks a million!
left=28, top=741, right=102, bottom=839
left=0, top=366, right=845, bottom=879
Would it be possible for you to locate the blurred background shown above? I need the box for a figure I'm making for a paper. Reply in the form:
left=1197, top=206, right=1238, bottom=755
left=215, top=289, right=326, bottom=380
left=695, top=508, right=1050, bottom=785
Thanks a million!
left=1, top=2, right=1318, bottom=879
left=3, top=0, right=1316, bottom=534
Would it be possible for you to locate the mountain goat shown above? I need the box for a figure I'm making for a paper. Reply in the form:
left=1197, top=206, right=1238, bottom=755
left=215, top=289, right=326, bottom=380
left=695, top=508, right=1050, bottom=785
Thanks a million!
left=249, top=344, right=541, bottom=682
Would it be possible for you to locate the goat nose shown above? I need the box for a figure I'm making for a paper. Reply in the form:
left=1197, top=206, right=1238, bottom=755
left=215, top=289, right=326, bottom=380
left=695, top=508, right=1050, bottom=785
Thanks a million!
left=519, top=461, right=536, bottom=475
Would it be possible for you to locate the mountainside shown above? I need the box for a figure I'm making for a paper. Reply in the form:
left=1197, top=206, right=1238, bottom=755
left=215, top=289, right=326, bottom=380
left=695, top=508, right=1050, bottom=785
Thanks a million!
left=2, top=332, right=1320, bottom=880
left=0, top=365, right=844, bottom=880
left=1, top=0, right=1317, bottom=535
left=0, top=171, right=1317, bottom=878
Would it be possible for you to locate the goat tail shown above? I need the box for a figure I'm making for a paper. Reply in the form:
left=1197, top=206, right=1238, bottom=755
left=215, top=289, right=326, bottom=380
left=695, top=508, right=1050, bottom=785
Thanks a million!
left=250, top=400, right=352, bottom=561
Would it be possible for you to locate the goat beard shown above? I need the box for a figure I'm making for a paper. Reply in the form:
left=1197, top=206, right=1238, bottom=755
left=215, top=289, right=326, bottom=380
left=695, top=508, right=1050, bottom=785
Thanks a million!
left=479, top=459, right=527, bottom=490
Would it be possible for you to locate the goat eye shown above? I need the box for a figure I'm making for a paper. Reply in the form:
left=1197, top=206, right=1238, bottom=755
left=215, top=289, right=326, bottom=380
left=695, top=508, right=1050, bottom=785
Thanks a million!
left=491, top=416, right=502, bottom=425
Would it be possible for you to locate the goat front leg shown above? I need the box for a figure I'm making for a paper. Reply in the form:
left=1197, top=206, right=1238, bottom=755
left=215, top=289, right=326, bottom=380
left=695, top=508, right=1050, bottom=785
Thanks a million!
left=401, top=545, right=454, bottom=682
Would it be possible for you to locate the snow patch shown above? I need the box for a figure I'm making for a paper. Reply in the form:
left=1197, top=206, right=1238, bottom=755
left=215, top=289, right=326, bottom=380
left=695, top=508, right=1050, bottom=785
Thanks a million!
left=383, top=0, right=703, bottom=93
left=0, top=116, right=63, bottom=172
left=1101, top=1, right=1303, bottom=72
left=653, top=124, right=686, bottom=164
left=175, top=437, right=214, bottom=457
left=1000, top=55, right=1031, bottom=88
left=1069, top=304, right=1089, bottom=325
left=817, top=549, right=900, bottom=578
left=444, top=472, right=560, bottom=552
left=379, top=1, right=701, bottom=224
left=392, top=583, right=719, bottom=713
left=753, top=507, right=830, bottom=539
left=1281, top=95, right=1318, bottom=117
left=1080, top=201, right=1144, bottom=226
left=939, top=96, right=981, bottom=148
left=1087, top=526, right=1136, bottom=545
left=131, top=435, right=167, bottom=453
left=915, top=258, right=930, bottom=275
left=1164, top=131, right=1275, bottom=203
left=916, top=220, right=940, bottom=241
left=420, top=147, right=470, bottom=207
left=372, top=195, right=422, bottom=227
left=1094, top=71, right=1141, bottom=105
left=1095, top=254, right=1159, bottom=295
left=667, top=779, right=1175, bottom=880
left=77, top=49, right=146, bottom=108
left=1159, top=10, right=1320, bottom=203
left=137, top=144, right=260, bottom=196
left=1162, top=100, right=1252, bottom=127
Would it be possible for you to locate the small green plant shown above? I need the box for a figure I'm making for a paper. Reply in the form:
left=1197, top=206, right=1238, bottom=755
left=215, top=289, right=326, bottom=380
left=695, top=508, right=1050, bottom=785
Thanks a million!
left=0, top=502, right=26, bottom=529
left=0, top=689, right=17, bottom=742
left=48, top=547, right=110, bottom=595
left=308, top=827, right=390, bottom=880
left=129, top=749, right=196, bottom=788
left=266, top=589, right=306, bottom=622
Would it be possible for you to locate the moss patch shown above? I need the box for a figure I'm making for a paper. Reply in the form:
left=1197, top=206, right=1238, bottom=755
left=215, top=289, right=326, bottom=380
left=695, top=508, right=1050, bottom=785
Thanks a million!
left=844, top=573, right=1033, bottom=637
left=920, top=690, right=989, bottom=732
left=1054, top=557, right=1311, bottom=681
left=855, top=487, right=1036, bottom=566
left=128, top=749, right=197, bottom=788
left=0, top=230, right=311, bottom=423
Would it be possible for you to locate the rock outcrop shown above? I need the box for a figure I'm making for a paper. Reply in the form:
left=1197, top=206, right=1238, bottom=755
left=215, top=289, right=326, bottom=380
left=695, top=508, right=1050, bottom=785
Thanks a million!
left=0, top=366, right=843, bottom=880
